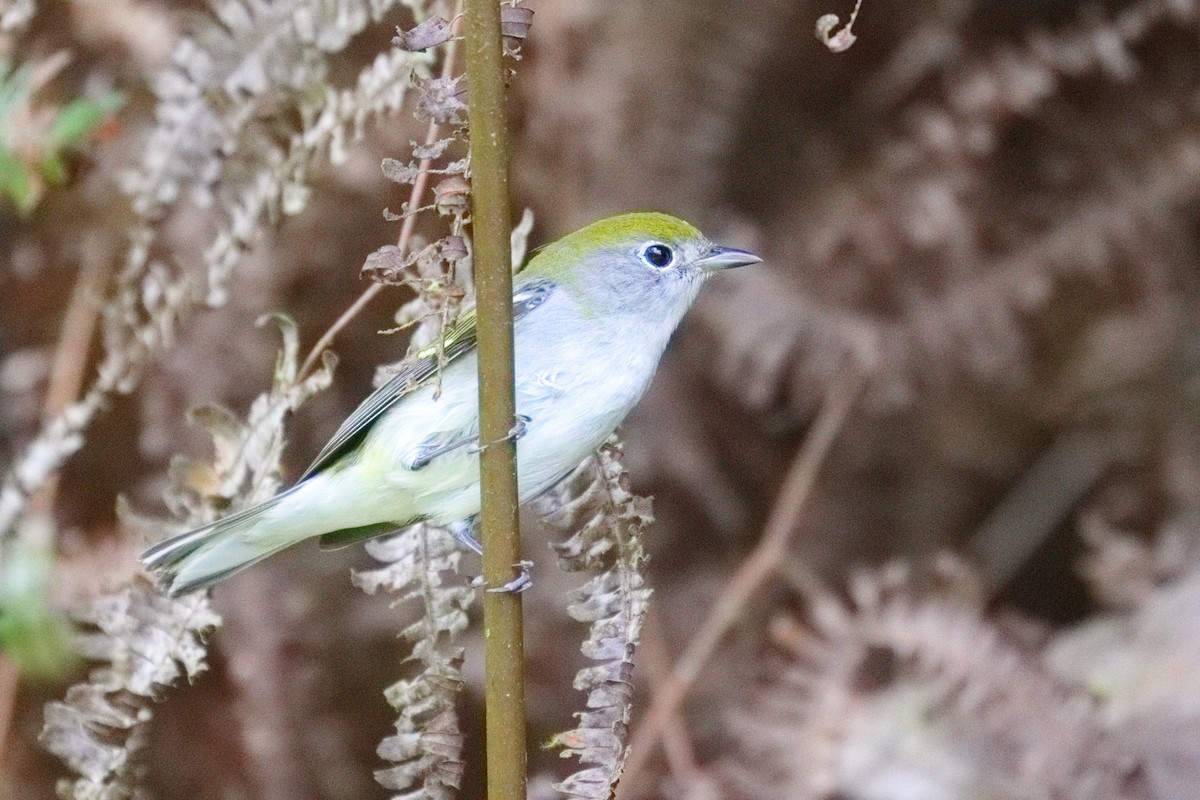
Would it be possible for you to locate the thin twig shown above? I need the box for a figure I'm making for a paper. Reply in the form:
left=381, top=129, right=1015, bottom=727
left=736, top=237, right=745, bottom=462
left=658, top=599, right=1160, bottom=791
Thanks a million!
left=299, top=283, right=385, bottom=380
left=621, top=365, right=865, bottom=791
left=298, top=23, right=462, bottom=379
left=0, top=245, right=110, bottom=785
left=0, top=656, right=17, bottom=796
left=639, top=605, right=703, bottom=788
left=29, top=243, right=111, bottom=520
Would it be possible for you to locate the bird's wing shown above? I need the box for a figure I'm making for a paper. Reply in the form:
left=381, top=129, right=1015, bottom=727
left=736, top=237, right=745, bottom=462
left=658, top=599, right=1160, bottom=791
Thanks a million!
left=298, top=278, right=556, bottom=481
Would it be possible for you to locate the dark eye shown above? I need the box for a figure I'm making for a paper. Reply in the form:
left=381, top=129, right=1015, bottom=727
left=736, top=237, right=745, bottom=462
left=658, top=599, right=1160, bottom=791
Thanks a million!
left=640, top=243, right=674, bottom=269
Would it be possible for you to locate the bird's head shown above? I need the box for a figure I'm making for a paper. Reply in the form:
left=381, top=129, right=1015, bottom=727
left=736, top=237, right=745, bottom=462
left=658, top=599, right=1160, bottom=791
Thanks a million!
left=520, top=212, right=760, bottom=323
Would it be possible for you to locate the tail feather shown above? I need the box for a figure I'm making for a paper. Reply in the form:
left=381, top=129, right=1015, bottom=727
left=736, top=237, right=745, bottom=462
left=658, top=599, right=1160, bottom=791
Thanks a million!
left=141, top=487, right=301, bottom=596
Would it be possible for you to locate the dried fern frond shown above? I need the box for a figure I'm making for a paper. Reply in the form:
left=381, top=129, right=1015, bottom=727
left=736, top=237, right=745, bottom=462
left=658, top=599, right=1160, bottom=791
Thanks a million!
left=41, top=586, right=219, bottom=800
left=1051, top=524, right=1200, bottom=798
left=535, top=437, right=653, bottom=800
left=723, top=564, right=1143, bottom=800
left=692, top=0, right=1200, bottom=426
left=164, top=314, right=338, bottom=517
left=353, top=526, right=474, bottom=799
left=41, top=314, right=336, bottom=800
left=202, top=39, right=435, bottom=304
left=0, top=0, right=433, bottom=551
left=126, top=0, right=423, bottom=221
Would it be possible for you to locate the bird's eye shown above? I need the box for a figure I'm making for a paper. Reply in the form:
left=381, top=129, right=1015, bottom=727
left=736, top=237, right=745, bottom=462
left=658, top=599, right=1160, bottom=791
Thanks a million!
left=640, top=243, right=674, bottom=269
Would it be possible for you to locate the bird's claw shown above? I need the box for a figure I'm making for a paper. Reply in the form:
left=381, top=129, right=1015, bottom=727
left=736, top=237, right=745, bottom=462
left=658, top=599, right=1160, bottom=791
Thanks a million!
left=509, top=415, right=531, bottom=440
left=485, top=560, right=534, bottom=594
left=469, top=415, right=531, bottom=455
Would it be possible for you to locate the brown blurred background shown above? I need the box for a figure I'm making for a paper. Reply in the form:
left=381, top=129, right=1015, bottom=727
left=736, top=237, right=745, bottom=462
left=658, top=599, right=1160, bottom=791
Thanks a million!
left=2, top=0, right=1200, bottom=798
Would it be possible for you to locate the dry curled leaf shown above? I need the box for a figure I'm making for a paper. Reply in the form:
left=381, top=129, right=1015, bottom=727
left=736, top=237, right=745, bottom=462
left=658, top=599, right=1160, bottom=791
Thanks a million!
left=362, top=244, right=409, bottom=285
left=416, top=75, right=467, bottom=124
left=433, top=175, right=471, bottom=217
left=382, top=156, right=422, bottom=184
left=815, top=13, right=857, bottom=53
left=413, top=136, right=455, bottom=160
left=815, top=0, right=863, bottom=53
left=501, top=3, right=534, bottom=41
left=394, top=15, right=452, bottom=52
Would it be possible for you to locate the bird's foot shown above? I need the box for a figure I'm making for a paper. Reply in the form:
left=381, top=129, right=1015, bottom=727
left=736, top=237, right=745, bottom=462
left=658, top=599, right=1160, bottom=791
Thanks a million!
left=467, top=562, right=533, bottom=593
left=469, top=415, right=531, bottom=455
left=509, top=415, right=531, bottom=440
left=486, top=560, right=534, bottom=593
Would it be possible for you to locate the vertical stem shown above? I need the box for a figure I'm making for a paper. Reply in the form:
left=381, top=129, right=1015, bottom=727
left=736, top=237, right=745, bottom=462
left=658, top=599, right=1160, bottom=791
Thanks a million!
left=464, top=2, right=525, bottom=800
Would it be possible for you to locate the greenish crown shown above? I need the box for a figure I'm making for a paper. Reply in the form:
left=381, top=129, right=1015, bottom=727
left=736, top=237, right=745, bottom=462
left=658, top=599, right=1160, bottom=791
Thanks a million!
left=521, top=212, right=703, bottom=285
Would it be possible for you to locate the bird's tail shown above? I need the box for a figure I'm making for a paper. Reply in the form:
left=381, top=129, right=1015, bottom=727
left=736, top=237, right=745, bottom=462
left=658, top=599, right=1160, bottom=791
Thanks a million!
left=141, top=486, right=306, bottom=596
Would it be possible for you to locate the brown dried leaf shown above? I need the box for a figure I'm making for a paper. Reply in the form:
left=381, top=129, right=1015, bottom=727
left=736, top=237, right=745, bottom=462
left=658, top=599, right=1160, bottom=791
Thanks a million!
left=433, top=175, right=471, bottom=217
left=362, top=244, right=411, bottom=285
left=416, top=76, right=467, bottom=124
left=394, top=15, right=452, bottom=52
left=381, top=156, right=422, bottom=184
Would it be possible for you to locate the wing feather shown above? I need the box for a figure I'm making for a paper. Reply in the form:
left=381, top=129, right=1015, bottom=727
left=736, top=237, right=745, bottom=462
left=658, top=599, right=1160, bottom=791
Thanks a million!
left=298, top=279, right=556, bottom=480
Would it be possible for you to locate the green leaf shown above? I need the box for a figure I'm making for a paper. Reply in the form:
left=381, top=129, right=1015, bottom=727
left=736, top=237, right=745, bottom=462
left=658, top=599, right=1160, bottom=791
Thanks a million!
left=0, top=539, right=77, bottom=681
left=40, top=152, right=67, bottom=185
left=0, top=147, right=37, bottom=213
left=47, top=92, right=122, bottom=149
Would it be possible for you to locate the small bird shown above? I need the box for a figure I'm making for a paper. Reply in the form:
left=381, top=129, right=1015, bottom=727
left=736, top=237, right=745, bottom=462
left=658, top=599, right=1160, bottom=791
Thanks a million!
left=142, top=212, right=759, bottom=595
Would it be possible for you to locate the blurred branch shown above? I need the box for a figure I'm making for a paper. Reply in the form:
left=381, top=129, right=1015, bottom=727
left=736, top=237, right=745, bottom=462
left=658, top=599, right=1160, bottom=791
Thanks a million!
left=968, top=430, right=1120, bottom=592
left=639, top=606, right=705, bottom=793
left=0, top=655, right=16, bottom=788
left=67, top=0, right=176, bottom=69
left=0, top=0, right=34, bottom=37
left=623, top=363, right=865, bottom=791
left=31, top=240, right=110, bottom=518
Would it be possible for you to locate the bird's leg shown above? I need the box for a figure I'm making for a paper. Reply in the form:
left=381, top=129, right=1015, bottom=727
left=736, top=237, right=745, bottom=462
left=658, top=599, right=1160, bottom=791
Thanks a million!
left=468, top=414, right=531, bottom=455
left=407, top=413, right=529, bottom=471
left=452, top=517, right=534, bottom=593
left=447, top=518, right=483, bottom=554
left=404, top=431, right=475, bottom=470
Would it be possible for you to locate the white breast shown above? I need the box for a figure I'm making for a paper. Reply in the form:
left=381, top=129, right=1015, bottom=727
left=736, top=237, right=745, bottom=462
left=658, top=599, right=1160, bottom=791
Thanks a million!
left=510, top=292, right=665, bottom=498
left=366, top=288, right=674, bottom=523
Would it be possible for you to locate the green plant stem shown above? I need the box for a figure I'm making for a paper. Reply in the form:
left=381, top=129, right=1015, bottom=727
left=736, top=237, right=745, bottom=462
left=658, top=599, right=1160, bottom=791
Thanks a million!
left=464, top=1, right=525, bottom=799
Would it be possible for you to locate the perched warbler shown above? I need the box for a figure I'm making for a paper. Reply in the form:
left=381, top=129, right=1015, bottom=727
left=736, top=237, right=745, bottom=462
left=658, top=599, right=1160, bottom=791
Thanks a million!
left=142, top=212, right=760, bottom=595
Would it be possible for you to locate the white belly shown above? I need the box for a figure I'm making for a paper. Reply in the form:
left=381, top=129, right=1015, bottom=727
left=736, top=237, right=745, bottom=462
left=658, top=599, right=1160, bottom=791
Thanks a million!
left=360, top=294, right=671, bottom=525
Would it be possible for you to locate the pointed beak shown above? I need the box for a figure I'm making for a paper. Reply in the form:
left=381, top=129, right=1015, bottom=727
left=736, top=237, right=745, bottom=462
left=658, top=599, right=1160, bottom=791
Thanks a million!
left=696, top=245, right=762, bottom=271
